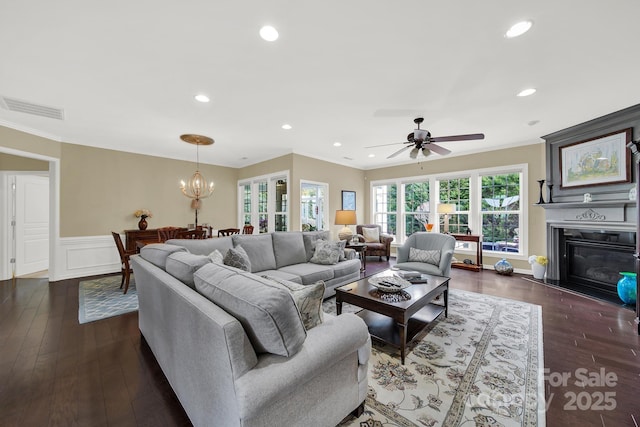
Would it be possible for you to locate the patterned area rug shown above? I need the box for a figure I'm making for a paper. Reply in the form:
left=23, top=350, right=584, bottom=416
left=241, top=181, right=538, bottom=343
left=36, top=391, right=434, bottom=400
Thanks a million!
left=335, top=289, right=545, bottom=427
left=78, top=275, right=138, bottom=324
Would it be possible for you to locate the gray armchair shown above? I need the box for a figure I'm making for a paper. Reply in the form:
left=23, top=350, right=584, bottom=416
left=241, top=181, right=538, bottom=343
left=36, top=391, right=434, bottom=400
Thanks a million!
left=395, top=232, right=456, bottom=277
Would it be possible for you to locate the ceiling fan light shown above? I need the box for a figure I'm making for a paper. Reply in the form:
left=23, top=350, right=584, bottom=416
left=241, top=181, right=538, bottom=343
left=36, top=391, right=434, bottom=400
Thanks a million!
left=422, top=148, right=431, bottom=157
left=414, top=129, right=429, bottom=141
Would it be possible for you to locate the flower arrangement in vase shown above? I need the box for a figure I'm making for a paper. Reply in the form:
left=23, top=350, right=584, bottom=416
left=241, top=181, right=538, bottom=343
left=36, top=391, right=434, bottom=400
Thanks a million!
left=134, top=209, right=153, bottom=230
left=528, top=255, right=548, bottom=279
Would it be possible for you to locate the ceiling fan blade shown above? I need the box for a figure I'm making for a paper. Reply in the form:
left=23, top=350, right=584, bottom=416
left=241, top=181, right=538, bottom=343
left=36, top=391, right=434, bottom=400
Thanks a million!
left=429, top=133, right=485, bottom=142
left=387, top=145, right=412, bottom=159
left=427, top=143, right=451, bottom=156
left=365, top=141, right=410, bottom=149
left=409, top=147, right=420, bottom=159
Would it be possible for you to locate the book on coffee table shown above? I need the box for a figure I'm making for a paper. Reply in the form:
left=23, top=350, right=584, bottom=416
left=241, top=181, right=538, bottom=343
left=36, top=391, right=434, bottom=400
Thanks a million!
left=394, top=270, right=421, bottom=279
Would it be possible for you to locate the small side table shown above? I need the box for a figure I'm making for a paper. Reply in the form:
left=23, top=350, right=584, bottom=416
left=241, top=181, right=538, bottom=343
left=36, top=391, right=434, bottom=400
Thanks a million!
left=346, top=243, right=367, bottom=272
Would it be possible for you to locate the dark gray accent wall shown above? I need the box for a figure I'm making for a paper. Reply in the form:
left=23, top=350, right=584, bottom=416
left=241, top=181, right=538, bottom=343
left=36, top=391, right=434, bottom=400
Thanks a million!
left=542, top=104, right=640, bottom=203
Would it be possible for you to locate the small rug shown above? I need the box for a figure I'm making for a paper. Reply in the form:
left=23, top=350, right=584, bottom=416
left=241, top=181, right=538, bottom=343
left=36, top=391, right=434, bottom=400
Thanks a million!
left=78, top=275, right=138, bottom=324
left=337, top=289, right=545, bottom=427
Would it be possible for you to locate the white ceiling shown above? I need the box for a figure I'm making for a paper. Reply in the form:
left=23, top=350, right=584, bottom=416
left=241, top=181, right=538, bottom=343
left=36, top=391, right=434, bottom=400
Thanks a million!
left=1, top=1, right=640, bottom=170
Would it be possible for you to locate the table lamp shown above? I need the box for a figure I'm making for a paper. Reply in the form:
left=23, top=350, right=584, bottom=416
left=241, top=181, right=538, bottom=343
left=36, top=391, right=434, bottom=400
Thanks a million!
left=437, top=203, right=456, bottom=234
left=335, top=210, right=357, bottom=240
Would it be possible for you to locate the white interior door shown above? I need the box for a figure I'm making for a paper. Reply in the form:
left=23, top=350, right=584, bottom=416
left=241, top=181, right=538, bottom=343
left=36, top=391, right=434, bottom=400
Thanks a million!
left=15, top=175, right=49, bottom=276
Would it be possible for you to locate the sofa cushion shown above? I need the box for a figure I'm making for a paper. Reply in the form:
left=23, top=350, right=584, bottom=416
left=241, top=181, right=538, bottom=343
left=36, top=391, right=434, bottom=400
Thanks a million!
left=262, top=276, right=325, bottom=330
left=278, top=263, right=334, bottom=285
left=409, top=247, right=441, bottom=266
left=310, top=240, right=342, bottom=265
left=258, top=270, right=303, bottom=284
left=232, top=234, right=277, bottom=273
left=362, top=227, right=380, bottom=243
left=165, top=252, right=212, bottom=289
left=272, top=232, right=307, bottom=268
left=140, top=243, right=187, bottom=270
left=195, top=263, right=307, bottom=357
left=302, top=231, right=331, bottom=262
left=224, top=245, right=251, bottom=271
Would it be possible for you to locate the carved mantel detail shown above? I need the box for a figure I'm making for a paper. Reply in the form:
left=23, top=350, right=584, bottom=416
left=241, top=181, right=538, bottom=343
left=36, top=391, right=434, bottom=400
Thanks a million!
left=575, top=209, right=606, bottom=221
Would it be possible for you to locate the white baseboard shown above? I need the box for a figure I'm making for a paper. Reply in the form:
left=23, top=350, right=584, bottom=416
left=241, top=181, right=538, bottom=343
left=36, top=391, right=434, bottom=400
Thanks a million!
left=51, top=235, right=121, bottom=281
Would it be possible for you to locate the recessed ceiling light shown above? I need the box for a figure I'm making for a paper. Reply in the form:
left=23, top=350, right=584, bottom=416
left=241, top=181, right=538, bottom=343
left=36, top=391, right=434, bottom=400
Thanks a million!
left=517, top=88, right=537, bottom=97
left=260, top=26, right=279, bottom=41
left=505, top=20, right=533, bottom=38
left=194, top=94, right=210, bottom=103
left=281, top=124, right=292, bottom=130
left=368, top=154, right=375, bottom=158
left=528, top=120, right=540, bottom=126
left=333, top=142, right=342, bottom=147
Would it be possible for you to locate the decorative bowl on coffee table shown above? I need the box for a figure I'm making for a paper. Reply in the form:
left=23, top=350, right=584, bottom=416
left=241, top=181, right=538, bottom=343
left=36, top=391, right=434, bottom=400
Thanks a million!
left=368, top=276, right=411, bottom=292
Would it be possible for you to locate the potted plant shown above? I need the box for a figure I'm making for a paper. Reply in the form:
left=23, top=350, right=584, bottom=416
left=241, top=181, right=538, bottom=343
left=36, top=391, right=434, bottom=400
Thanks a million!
left=528, top=255, right=548, bottom=279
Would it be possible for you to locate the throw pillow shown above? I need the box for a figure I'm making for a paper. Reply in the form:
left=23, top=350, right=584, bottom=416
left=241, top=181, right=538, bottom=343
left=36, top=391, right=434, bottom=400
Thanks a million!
left=165, top=252, right=212, bottom=289
left=309, top=239, right=342, bottom=265
left=336, top=239, right=347, bottom=261
left=208, top=249, right=224, bottom=264
left=362, top=227, right=380, bottom=243
left=261, top=276, right=325, bottom=330
left=409, top=247, right=441, bottom=266
left=223, top=245, right=251, bottom=271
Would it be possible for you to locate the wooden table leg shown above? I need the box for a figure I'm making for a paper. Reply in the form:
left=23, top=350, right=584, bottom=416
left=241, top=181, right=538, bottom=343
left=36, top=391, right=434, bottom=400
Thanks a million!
left=336, top=300, right=343, bottom=315
left=399, top=321, right=407, bottom=364
left=444, top=288, right=448, bottom=317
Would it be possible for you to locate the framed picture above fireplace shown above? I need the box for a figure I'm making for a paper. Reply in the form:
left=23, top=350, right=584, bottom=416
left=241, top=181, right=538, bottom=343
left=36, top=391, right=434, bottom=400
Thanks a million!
left=559, top=128, right=632, bottom=189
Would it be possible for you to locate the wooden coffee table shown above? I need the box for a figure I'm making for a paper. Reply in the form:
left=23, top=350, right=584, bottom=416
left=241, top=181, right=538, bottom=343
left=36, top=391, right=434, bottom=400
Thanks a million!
left=335, top=270, right=449, bottom=364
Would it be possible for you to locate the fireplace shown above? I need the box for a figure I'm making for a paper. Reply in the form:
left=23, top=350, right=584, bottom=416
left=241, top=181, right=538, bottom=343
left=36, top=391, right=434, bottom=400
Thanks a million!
left=559, top=228, right=635, bottom=297
left=544, top=200, right=637, bottom=304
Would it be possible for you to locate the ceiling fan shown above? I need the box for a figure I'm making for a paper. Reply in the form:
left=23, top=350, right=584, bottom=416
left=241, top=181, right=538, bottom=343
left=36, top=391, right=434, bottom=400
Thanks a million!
left=368, top=118, right=485, bottom=159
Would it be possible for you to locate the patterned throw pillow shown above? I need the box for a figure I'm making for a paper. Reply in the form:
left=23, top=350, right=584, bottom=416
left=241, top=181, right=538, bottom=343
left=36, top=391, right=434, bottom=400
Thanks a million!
left=262, top=276, right=325, bottom=330
left=409, top=247, right=441, bottom=266
left=309, top=239, right=342, bottom=265
left=362, top=227, right=380, bottom=243
left=223, top=245, right=251, bottom=271
left=208, top=249, right=224, bottom=264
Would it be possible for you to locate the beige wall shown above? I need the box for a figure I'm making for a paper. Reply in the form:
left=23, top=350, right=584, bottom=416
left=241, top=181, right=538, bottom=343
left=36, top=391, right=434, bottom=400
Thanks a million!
left=0, top=124, right=547, bottom=269
left=0, top=153, right=49, bottom=171
left=60, top=144, right=238, bottom=236
left=364, top=143, right=546, bottom=270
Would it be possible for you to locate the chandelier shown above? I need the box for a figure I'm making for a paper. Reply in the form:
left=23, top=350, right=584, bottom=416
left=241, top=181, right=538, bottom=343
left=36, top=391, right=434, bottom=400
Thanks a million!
left=179, top=134, right=215, bottom=226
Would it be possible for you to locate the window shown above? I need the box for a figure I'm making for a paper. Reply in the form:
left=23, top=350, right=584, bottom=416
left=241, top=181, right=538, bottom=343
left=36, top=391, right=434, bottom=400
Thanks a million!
left=238, top=171, right=289, bottom=233
left=300, top=181, right=328, bottom=231
left=372, top=184, right=396, bottom=235
left=480, top=172, right=521, bottom=253
left=403, top=181, right=430, bottom=238
left=370, top=164, right=527, bottom=257
left=438, top=177, right=469, bottom=234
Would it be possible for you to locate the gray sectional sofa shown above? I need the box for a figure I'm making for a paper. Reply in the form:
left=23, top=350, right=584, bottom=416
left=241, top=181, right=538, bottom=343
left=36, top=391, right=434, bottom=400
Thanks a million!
left=167, top=230, right=362, bottom=298
left=129, top=231, right=371, bottom=427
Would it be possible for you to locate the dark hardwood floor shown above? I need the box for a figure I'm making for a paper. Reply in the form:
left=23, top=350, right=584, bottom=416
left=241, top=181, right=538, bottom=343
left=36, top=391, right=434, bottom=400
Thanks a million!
left=1, top=261, right=639, bottom=426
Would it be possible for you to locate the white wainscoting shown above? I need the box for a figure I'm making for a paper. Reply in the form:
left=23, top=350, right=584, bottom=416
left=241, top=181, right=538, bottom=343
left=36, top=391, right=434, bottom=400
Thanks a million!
left=52, top=235, right=121, bottom=281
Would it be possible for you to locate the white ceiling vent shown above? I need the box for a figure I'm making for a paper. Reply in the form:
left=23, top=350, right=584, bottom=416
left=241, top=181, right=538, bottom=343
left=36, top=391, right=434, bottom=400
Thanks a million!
left=0, top=96, right=64, bottom=120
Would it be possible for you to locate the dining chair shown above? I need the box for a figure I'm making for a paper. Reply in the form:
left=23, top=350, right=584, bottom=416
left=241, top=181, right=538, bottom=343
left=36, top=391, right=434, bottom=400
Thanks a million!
left=218, top=228, right=241, bottom=237
left=157, top=226, right=182, bottom=242
left=111, top=232, right=136, bottom=294
left=179, top=229, right=207, bottom=239
left=242, top=224, right=254, bottom=235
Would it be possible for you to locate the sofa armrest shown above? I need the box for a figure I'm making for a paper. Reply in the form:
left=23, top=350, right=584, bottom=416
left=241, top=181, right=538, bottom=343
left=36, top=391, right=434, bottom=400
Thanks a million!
left=233, top=313, right=370, bottom=418
left=397, top=244, right=409, bottom=262
left=343, top=247, right=357, bottom=260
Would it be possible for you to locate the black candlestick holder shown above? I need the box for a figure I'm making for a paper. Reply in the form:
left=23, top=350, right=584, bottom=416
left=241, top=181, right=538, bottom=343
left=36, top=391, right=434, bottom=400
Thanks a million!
left=547, top=184, right=554, bottom=203
left=537, top=179, right=545, bottom=204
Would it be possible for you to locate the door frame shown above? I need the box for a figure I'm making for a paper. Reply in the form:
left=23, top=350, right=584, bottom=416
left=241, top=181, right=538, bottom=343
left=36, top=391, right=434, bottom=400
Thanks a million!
left=0, top=147, right=59, bottom=281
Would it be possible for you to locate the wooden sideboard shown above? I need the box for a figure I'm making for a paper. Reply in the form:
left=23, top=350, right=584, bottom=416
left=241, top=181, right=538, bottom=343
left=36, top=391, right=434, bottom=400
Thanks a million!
left=450, top=233, right=483, bottom=272
left=124, top=229, right=161, bottom=252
